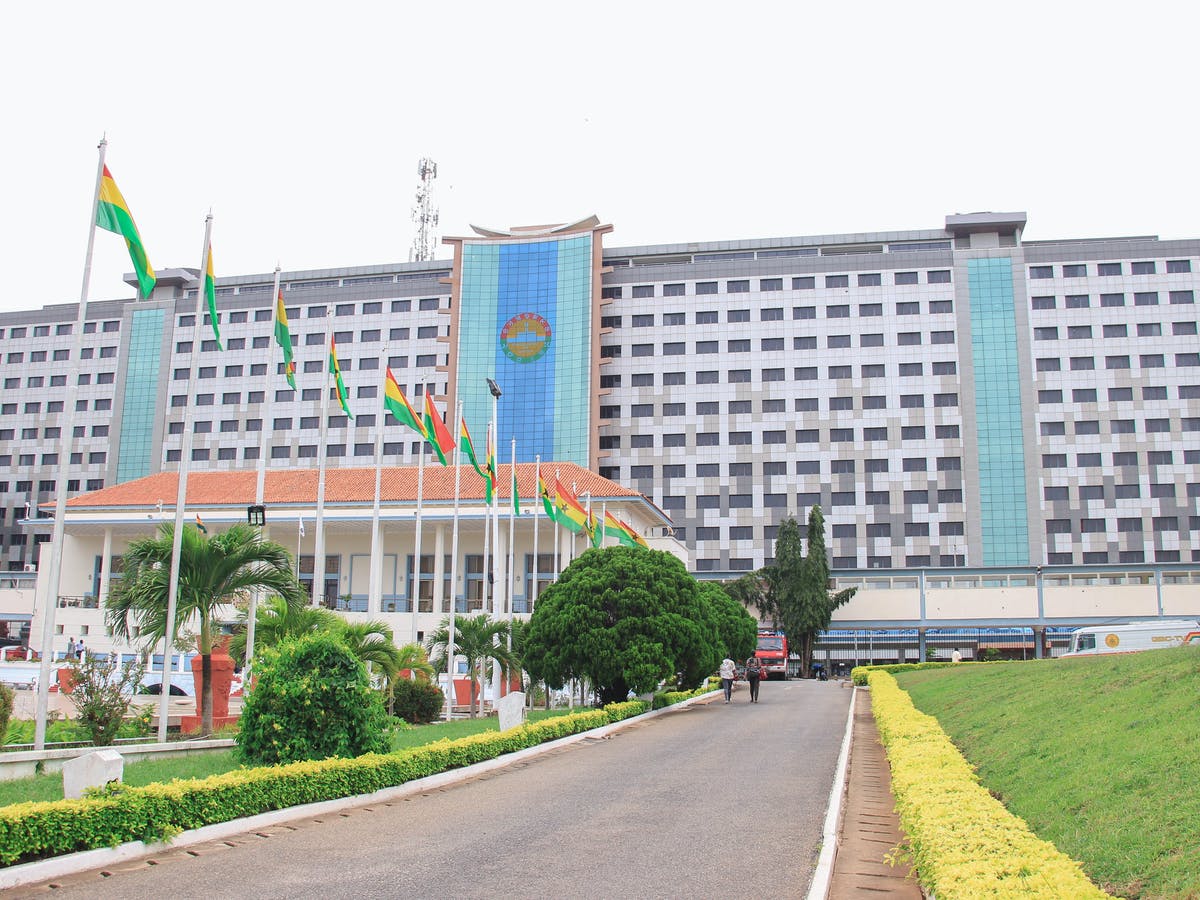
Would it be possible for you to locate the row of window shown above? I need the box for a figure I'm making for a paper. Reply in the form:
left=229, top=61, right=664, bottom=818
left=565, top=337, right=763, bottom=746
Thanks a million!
left=687, top=519, right=965, bottom=541
left=1029, top=260, right=1191, bottom=279
left=179, top=297, right=443, bottom=328
left=175, top=325, right=443, bottom=356
left=4, top=346, right=116, bottom=364
left=0, top=321, right=119, bottom=340
left=164, top=440, right=430, bottom=463
left=1037, top=322, right=1197, bottom=343
left=599, top=423, right=964, bottom=450
left=1040, top=385, right=1199, bottom=405
left=1043, top=482, right=1196, bottom=501
left=0, top=479, right=104, bottom=494
left=1044, top=550, right=1194, bottom=565
left=602, top=393, right=961, bottom=420
left=1047, top=515, right=1194, bottom=534
left=658, top=488, right=967, bottom=509
left=1033, top=352, right=1200, bottom=372
left=602, top=300, right=953, bottom=330
left=601, top=361, right=959, bottom=389
left=695, top=555, right=969, bottom=572
left=0, top=452, right=106, bottom=467
left=601, top=270, right=952, bottom=299
left=602, top=331, right=956, bottom=360
left=627, top=458, right=963, bottom=478
left=1050, top=294, right=1198, bottom=314
left=0, top=425, right=108, bottom=441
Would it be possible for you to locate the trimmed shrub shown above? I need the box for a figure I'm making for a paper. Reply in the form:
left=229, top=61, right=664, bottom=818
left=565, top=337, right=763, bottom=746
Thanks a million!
left=389, top=679, right=444, bottom=725
left=852, top=661, right=967, bottom=686
left=237, top=633, right=389, bottom=765
left=870, top=670, right=1107, bottom=897
left=0, top=700, right=650, bottom=867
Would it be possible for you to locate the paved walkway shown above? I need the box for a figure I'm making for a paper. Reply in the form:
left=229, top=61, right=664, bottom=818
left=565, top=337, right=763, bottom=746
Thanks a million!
left=826, top=687, right=923, bottom=898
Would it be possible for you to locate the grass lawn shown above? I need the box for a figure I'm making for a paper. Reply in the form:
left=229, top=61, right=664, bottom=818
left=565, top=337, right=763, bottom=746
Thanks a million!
left=895, top=648, right=1200, bottom=899
left=0, top=706, right=589, bottom=809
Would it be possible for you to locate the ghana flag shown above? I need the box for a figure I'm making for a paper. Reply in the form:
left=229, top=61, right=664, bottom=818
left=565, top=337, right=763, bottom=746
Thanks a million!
left=96, top=165, right=156, bottom=298
left=204, top=244, right=221, bottom=349
left=329, top=336, right=353, bottom=419
left=383, top=367, right=426, bottom=438
left=539, top=473, right=556, bottom=522
left=422, top=390, right=455, bottom=466
left=460, top=416, right=488, bottom=483
left=274, top=289, right=296, bottom=389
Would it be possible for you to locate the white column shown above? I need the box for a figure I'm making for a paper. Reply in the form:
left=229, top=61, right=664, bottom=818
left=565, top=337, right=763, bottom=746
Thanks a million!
left=96, top=527, right=114, bottom=605
left=433, top=524, right=446, bottom=617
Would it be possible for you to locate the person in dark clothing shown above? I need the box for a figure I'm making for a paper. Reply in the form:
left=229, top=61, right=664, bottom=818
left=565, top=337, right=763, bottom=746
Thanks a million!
left=744, top=656, right=762, bottom=703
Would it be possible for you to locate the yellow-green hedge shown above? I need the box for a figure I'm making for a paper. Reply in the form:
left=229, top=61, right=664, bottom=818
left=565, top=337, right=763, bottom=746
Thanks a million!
left=851, top=662, right=963, bottom=685
left=869, top=671, right=1107, bottom=898
left=0, top=701, right=648, bottom=867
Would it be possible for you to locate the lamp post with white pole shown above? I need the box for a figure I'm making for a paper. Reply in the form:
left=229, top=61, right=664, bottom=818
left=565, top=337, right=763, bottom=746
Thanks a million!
left=486, top=378, right=502, bottom=698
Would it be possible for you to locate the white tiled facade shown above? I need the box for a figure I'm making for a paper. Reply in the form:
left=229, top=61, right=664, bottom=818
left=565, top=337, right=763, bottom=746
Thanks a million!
left=2, top=211, right=1199, bottom=576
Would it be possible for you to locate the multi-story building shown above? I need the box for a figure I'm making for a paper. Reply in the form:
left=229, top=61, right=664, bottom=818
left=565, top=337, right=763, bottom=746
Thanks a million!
left=3, top=210, right=1199, bottom=582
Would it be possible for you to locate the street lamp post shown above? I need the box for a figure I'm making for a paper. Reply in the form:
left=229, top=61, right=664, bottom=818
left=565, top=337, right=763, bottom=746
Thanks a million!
left=486, top=378, right=502, bottom=698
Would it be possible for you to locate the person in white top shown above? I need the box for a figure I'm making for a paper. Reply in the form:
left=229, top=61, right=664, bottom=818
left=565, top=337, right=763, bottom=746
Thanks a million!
left=718, top=656, right=737, bottom=703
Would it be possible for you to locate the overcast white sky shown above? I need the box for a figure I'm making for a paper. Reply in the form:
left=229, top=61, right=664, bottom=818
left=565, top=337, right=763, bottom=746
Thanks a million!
left=3, top=0, right=1197, bottom=314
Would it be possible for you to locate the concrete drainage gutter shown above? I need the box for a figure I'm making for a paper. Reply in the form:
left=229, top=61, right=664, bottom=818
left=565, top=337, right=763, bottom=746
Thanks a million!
left=0, top=693, right=725, bottom=890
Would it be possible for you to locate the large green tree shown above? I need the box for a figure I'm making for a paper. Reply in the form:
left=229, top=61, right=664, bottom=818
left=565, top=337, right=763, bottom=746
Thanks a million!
left=106, top=523, right=304, bottom=735
left=424, top=614, right=513, bottom=717
left=698, top=581, right=758, bottom=666
left=523, top=546, right=718, bottom=703
left=763, top=509, right=856, bottom=676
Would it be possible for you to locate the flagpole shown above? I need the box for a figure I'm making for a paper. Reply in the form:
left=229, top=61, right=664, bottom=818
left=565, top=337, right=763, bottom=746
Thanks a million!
left=506, top=438, right=516, bottom=666
left=554, top=468, right=562, bottom=576
left=411, top=387, right=428, bottom=646
left=532, top=455, right=541, bottom=611
left=33, top=138, right=108, bottom=750
left=245, top=264, right=283, bottom=678
left=368, top=348, right=389, bottom=616
left=445, top=399, right=463, bottom=720
left=313, top=336, right=334, bottom=609
left=152, top=212, right=214, bottom=741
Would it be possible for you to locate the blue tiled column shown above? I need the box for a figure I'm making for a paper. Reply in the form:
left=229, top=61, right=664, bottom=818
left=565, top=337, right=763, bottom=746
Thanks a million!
left=967, top=258, right=1029, bottom=565
left=116, top=307, right=165, bottom=483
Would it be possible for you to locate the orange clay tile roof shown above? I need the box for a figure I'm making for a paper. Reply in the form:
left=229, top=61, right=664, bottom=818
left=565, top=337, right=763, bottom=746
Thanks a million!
left=65, top=462, right=641, bottom=509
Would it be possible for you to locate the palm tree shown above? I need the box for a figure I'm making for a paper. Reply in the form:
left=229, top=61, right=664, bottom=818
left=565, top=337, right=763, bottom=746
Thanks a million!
left=106, top=523, right=304, bottom=736
left=425, top=614, right=512, bottom=718
left=227, top=594, right=342, bottom=666
left=229, top=598, right=425, bottom=710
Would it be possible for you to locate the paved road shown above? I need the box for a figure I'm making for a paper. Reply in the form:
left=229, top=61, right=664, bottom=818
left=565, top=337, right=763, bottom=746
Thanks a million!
left=16, top=680, right=852, bottom=900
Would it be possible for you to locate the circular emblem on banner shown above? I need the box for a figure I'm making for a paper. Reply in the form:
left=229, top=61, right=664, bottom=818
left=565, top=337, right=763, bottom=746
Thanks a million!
left=1105, top=633, right=1120, bottom=649
left=500, top=313, right=552, bottom=363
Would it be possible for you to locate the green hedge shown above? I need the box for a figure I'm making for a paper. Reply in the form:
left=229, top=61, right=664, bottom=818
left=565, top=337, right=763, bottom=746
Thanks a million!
left=0, top=700, right=650, bottom=867
left=851, top=661, right=965, bottom=686
left=651, top=686, right=712, bottom=709
left=869, top=671, right=1106, bottom=897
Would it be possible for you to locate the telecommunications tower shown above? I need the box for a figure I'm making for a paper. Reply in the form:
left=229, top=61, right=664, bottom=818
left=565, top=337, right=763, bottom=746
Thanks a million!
left=410, top=158, right=439, bottom=262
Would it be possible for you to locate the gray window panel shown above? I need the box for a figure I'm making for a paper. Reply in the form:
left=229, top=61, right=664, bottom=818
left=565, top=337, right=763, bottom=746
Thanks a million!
left=927, top=270, right=951, bottom=284
left=793, top=277, right=816, bottom=290
left=1031, top=296, right=1055, bottom=310
left=1098, top=262, right=1122, bottom=276
left=895, top=271, right=919, bottom=285
left=1062, top=264, right=1087, bottom=277
left=1065, top=294, right=1089, bottom=308
left=1044, top=487, right=1069, bottom=501
left=1170, top=290, right=1196, bottom=304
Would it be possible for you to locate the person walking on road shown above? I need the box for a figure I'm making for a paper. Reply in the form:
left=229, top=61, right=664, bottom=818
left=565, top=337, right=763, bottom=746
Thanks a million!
left=745, top=655, right=762, bottom=703
left=719, top=656, right=737, bottom=703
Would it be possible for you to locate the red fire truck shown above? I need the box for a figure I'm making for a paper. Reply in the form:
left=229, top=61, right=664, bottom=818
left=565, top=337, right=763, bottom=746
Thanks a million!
left=755, top=630, right=789, bottom=680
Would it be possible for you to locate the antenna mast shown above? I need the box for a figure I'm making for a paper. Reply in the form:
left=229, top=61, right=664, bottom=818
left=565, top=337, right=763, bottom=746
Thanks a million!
left=410, top=158, right=439, bottom=262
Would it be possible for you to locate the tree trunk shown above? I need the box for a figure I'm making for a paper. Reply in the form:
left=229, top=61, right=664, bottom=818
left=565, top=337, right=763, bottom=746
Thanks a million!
left=201, top=651, right=213, bottom=735
left=469, top=673, right=477, bottom=719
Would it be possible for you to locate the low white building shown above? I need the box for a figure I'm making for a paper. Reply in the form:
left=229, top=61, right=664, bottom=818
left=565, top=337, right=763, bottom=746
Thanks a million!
left=27, top=461, right=685, bottom=662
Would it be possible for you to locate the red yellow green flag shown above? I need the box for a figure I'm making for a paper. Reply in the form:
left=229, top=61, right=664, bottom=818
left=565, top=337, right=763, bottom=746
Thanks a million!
left=539, top=474, right=556, bottom=521
left=553, top=475, right=589, bottom=534
left=484, top=425, right=497, bottom=503
left=96, top=165, right=156, bottom=298
left=459, top=416, right=488, bottom=482
left=511, top=460, right=521, bottom=517
left=620, top=517, right=650, bottom=548
left=204, top=244, right=221, bottom=350
left=273, top=290, right=296, bottom=389
left=328, top=336, right=353, bottom=419
left=422, top=391, right=455, bottom=465
left=383, top=368, right=426, bottom=438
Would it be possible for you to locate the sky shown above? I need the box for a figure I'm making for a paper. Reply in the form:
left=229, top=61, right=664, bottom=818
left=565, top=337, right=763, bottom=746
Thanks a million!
left=3, top=0, right=1198, bottom=314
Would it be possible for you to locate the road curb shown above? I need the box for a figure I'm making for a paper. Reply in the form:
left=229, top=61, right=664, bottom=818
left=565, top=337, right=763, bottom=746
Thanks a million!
left=805, top=684, right=857, bottom=900
left=0, top=693, right=721, bottom=891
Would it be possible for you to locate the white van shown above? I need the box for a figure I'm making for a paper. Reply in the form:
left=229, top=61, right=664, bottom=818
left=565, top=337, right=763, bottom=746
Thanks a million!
left=1062, top=620, right=1200, bottom=656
